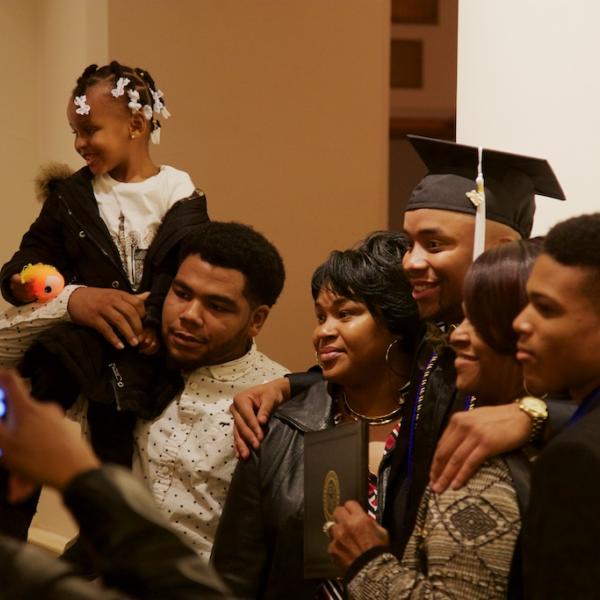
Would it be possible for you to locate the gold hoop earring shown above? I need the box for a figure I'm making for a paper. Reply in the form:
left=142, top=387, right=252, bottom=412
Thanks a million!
left=315, top=351, right=323, bottom=368
left=385, top=338, right=407, bottom=378
left=385, top=338, right=399, bottom=364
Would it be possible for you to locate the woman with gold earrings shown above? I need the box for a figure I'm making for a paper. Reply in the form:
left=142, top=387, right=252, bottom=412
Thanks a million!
left=212, top=231, right=422, bottom=599
left=331, top=239, right=542, bottom=600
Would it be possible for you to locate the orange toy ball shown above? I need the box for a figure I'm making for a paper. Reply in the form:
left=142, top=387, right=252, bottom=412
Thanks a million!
left=20, top=263, right=65, bottom=303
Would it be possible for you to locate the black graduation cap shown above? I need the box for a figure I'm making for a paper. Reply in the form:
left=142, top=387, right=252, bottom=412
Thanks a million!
left=405, top=135, right=566, bottom=239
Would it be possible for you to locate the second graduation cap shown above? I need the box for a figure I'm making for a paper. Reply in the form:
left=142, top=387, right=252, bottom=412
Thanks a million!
left=405, top=135, right=566, bottom=241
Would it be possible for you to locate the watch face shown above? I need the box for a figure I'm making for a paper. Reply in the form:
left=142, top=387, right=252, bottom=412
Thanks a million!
left=521, top=396, right=548, bottom=417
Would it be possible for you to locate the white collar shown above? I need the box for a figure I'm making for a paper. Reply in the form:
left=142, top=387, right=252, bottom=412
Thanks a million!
left=188, top=340, right=259, bottom=383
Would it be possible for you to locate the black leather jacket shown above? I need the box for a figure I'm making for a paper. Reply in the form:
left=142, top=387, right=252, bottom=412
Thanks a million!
left=0, top=466, right=229, bottom=599
left=212, top=380, right=337, bottom=599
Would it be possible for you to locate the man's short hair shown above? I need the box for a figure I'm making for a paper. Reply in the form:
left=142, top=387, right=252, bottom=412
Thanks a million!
left=544, top=213, right=600, bottom=307
left=178, top=222, right=285, bottom=307
left=544, top=213, right=600, bottom=270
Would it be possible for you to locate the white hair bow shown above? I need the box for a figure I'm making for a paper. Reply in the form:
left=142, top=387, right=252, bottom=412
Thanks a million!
left=111, top=77, right=130, bottom=98
left=151, top=89, right=171, bottom=119
left=127, top=89, right=142, bottom=113
left=74, top=95, right=91, bottom=115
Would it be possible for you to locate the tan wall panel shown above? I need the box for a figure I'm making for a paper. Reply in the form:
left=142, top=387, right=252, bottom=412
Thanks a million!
left=0, top=1, right=42, bottom=275
left=1, top=0, right=108, bottom=549
left=108, top=0, right=390, bottom=370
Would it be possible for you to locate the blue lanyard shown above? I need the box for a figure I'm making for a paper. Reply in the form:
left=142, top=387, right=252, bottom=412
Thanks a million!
left=569, top=387, right=600, bottom=425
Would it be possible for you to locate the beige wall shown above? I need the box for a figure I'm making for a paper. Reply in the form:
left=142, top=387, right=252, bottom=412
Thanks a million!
left=108, top=0, right=391, bottom=371
left=1, top=0, right=108, bottom=550
left=1, top=0, right=108, bottom=299
left=1, top=0, right=390, bottom=546
left=1, top=1, right=43, bottom=275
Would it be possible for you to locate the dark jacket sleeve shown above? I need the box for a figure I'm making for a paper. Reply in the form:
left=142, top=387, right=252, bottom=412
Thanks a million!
left=65, top=466, right=230, bottom=600
left=523, top=430, right=600, bottom=600
left=0, top=532, right=135, bottom=599
left=143, top=191, right=210, bottom=327
left=542, top=397, right=575, bottom=445
left=212, top=451, right=270, bottom=599
left=0, top=192, right=72, bottom=305
left=0, top=466, right=229, bottom=599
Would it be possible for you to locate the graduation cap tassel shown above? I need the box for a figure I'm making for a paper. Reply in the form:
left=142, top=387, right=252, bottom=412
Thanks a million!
left=466, top=146, right=486, bottom=261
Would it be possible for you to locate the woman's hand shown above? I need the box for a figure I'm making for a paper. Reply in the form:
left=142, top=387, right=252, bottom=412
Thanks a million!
left=230, top=378, right=291, bottom=458
left=327, top=500, right=390, bottom=569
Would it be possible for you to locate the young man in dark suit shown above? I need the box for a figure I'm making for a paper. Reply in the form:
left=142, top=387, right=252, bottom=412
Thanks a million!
left=514, top=213, right=600, bottom=600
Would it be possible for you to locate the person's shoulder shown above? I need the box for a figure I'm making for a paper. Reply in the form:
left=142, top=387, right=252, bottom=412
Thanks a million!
left=429, top=457, right=519, bottom=532
left=157, top=165, right=197, bottom=205
left=35, top=163, right=89, bottom=203
left=250, top=346, right=289, bottom=376
left=538, top=414, right=600, bottom=472
left=274, top=379, right=331, bottom=431
left=159, top=165, right=194, bottom=186
left=159, top=165, right=191, bottom=177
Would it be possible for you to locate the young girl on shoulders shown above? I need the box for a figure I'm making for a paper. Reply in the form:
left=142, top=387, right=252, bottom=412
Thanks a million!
left=0, top=61, right=209, bottom=352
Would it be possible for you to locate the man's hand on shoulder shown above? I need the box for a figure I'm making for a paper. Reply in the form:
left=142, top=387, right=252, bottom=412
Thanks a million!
left=231, top=377, right=291, bottom=459
left=430, top=401, right=533, bottom=493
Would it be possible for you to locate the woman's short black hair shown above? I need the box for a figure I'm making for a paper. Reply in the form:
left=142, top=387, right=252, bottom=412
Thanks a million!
left=179, top=222, right=285, bottom=308
left=311, top=231, right=421, bottom=353
left=463, top=238, right=543, bottom=355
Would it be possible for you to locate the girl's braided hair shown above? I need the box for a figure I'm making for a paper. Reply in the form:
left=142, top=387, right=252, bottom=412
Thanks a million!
left=72, top=61, right=169, bottom=142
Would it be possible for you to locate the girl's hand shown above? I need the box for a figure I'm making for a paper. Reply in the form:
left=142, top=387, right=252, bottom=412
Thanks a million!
left=9, top=274, right=36, bottom=304
left=139, top=326, right=160, bottom=355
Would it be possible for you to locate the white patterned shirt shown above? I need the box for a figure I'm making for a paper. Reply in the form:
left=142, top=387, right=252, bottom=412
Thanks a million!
left=0, top=285, right=80, bottom=367
left=132, top=342, right=288, bottom=560
left=94, top=165, right=195, bottom=289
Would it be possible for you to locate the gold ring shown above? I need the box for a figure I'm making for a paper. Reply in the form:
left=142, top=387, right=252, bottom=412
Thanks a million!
left=322, top=520, right=335, bottom=536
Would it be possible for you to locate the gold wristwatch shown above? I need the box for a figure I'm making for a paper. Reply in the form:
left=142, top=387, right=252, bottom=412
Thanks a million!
left=515, top=396, right=548, bottom=443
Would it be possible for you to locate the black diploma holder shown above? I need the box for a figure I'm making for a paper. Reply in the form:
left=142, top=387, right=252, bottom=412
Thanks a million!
left=303, top=420, right=368, bottom=578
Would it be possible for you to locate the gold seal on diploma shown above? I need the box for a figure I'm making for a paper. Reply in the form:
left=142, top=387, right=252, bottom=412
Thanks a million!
left=322, top=470, right=341, bottom=521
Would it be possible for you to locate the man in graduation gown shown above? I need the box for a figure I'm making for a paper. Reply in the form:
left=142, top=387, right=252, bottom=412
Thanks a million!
left=377, top=136, right=567, bottom=561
